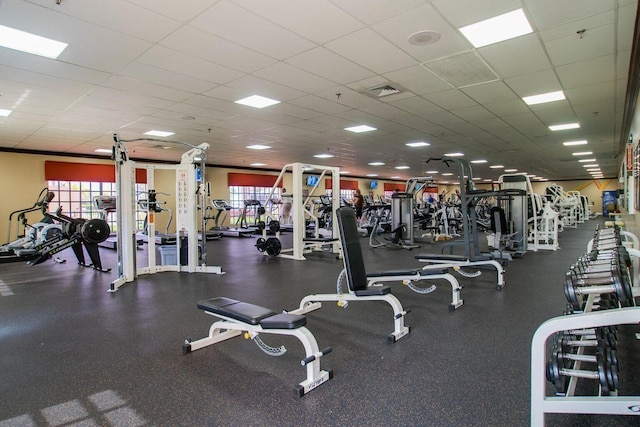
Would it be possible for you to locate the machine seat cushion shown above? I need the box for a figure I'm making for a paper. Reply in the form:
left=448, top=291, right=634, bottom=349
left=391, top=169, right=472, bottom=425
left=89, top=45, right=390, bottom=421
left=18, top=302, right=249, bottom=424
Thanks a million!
left=354, top=286, right=392, bottom=297
left=367, top=268, right=448, bottom=277
left=260, top=313, right=306, bottom=329
left=197, top=297, right=276, bottom=325
left=303, top=237, right=338, bottom=242
left=415, top=253, right=493, bottom=262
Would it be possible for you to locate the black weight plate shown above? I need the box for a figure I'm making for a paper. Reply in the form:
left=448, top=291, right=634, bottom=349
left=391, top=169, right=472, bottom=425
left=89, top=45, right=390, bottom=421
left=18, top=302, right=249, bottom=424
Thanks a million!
left=269, top=220, right=280, bottom=233
left=256, top=237, right=266, bottom=252
left=265, top=237, right=281, bottom=256
left=81, top=219, right=111, bottom=244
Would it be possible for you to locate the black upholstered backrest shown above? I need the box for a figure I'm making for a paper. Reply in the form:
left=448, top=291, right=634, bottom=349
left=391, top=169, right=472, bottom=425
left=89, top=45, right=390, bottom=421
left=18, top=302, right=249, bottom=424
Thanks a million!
left=336, top=207, right=368, bottom=292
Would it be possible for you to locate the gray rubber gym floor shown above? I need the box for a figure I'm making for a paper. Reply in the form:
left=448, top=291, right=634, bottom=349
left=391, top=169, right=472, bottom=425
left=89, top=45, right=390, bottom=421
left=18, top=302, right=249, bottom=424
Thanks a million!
left=1, top=219, right=638, bottom=427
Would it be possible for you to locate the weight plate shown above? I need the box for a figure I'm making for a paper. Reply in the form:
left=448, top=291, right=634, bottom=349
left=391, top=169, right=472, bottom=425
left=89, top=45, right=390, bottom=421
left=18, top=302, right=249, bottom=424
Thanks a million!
left=265, top=237, right=281, bottom=257
left=257, top=221, right=266, bottom=231
left=81, top=219, right=111, bottom=244
left=255, top=237, right=266, bottom=252
left=269, top=220, right=280, bottom=233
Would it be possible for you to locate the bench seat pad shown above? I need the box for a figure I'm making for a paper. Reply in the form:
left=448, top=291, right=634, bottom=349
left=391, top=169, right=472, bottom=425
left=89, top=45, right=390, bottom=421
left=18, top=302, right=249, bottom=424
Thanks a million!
left=367, top=268, right=448, bottom=277
left=197, top=297, right=276, bottom=325
left=354, top=286, right=391, bottom=297
left=260, top=313, right=306, bottom=329
left=415, top=253, right=493, bottom=262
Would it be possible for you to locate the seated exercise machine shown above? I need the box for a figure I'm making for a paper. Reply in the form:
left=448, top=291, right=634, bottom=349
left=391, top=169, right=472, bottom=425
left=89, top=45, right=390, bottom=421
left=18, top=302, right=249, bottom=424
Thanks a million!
left=288, top=207, right=411, bottom=342
left=183, top=297, right=333, bottom=397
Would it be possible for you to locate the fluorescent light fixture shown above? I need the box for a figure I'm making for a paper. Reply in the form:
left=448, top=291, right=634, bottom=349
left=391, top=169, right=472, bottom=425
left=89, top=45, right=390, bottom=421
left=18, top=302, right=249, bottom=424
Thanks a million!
left=345, top=125, right=377, bottom=133
left=442, top=173, right=453, bottom=176
left=426, top=170, right=439, bottom=174
left=471, top=159, right=487, bottom=164
left=578, top=159, right=596, bottom=163
left=94, top=148, right=112, bottom=154
left=234, top=95, right=280, bottom=109
left=490, top=165, right=504, bottom=169
left=523, top=90, right=565, bottom=106
left=366, top=174, right=378, bottom=177
left=483, top=179, right=493, bottom=182
left=368, top=162, right=385, bottom=166
left=390, top=176, right=401, bottom=179
left=583, top=164, right=599, bottom=168
left=504, top=169, right=518, bottom=172
left=193, top=156, right=202, bottom=162
left=563, top=140, right=588, bottom=146
left=472, top=177, right=482, bottom=181
left=444, top=152, right=464, bottom=157
left=246, top=144, right=271, bottom=150
left=0, top=109, right=12, bottom=117
left=250, top=163, right=266, bottom=166
left=313, top=154, right=334, bottom=158
left=549, top=123, right=580, bottom=131
left=395, top=166, right=410, bottom=170
left=0, top=25, right=68, bottom=59
left=144, top=130, right=175, bottom=137
left=572, top=151, right=593, bottom=156
left=406, top=141, right=430, bottom=147
left=340, top=171, right=350, bottom=174
left=459, top=9, right=533, bottom=48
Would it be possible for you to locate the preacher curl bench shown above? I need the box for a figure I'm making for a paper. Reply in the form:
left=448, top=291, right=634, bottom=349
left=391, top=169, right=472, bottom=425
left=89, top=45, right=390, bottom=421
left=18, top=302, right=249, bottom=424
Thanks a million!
left=183, top=297, right=332, bottom=397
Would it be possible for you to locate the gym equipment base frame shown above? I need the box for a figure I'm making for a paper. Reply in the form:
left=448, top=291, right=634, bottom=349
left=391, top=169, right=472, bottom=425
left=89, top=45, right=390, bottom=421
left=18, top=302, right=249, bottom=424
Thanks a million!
left=530, top=306, right=640, bottom=426
left=415, top=254, right=506, bottom=290
left=184, top=297, right=332, bottom=397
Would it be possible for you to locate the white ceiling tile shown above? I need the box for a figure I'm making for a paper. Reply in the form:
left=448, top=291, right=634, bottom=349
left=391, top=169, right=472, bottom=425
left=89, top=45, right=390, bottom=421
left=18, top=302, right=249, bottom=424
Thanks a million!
left=286, top=47, right=376, bottom=84
left=361, top=103, right=411, bottom=120
left=191, top=1, right=315, bottom=60
left=125, top=0, right=218, bottom=22
left=539, top=11, right=613, bottom=42
left=102, top=76, right=192, bottom=102
left=504, top=68, right=563, bottom=98
left=253, top=63, right=335, bottom=94
left=478, top=34, right=551, bottom=78
left=431, top=0, right=521, bottom=27
left=325, top=28, right=418, bottom=74
left=424, top=90, right=477, bottom=110
left=462, top=81, right=518, bottom=104
left=556, top=54, right=615, bottom=89
left=565, top=81, right=615, bottom=106
left=383, top=65, right=451, bottom=95
left=224, top=75, right=306, bottom=101
left=137, top=46, right=243, bottom=85
left=451, top=106, right=497, bottom=124
left=525, top=0, right=613, bottom=31
left=372, top=4, right=470, bottom=62
left=484, top=99, right=531, bottom=117
left=314, top=87, right=381, bottom=110
left=160, top=27, right=277, bottom=73
left=331, top=0, right=426, bottom=25
left=119, top=62, right=218, bottom=94
left=233, top=0, right=364, bottom=44
left=389, top=96, right=443, bottom=116
left=618, top=4, right=638, bottom=51
left=545, top=24, right=614, bottom=67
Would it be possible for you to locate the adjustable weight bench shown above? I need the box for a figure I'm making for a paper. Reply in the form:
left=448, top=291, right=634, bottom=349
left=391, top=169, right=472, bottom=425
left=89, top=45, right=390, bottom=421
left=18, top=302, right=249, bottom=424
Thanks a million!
left=415, top=253, right=506, bottom=290
left=289, top=207, right=411, bottom=342
left=183, top=297, right=332, bottom=397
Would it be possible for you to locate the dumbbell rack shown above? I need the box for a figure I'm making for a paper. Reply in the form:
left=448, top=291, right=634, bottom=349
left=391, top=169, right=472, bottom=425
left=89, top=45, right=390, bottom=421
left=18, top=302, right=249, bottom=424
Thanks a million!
left=531, top=304, right=640, bottom=426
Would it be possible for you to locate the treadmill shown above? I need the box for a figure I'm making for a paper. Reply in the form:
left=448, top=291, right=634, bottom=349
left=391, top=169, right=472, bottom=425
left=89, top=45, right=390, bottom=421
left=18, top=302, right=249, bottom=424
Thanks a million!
left=210, top=199, right=254, bottom=237
left=94, top=195, right=143, bottom=250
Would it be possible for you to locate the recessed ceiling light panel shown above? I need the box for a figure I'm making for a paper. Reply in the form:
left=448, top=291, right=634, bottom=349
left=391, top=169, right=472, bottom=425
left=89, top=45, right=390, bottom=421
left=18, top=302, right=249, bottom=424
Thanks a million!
left=345, top=125, right=377, bottom=133
left=459, top=9, right=533, bottom=48
left=235, top=95, right=280, bottom=109
left=444, top=152, right=464, bottom=157
left=313, top=154, right=334, bottom=158
left=523, top=90, right=565, bottom=106
left=572, top=151, right=593, bottom=156
left=563, top=140, right=588, bottom=146
left=471, top=159, right=487, bottom=164
left=395, top=166, right=410, bottom=169
left=145, top=130, right=175, bottom=137
left=0, top=24, right=68, bottom=59
left=549, top=123, right=580, bottom=131
left=94, top=148, right=112, bottom=154
left=0, top=109, right=13, bottom=117
left=406, top=141, right=430, bottom=147
left=246, top=144, right=271, bottom=150
left=368, top=162, right=385, bottom=166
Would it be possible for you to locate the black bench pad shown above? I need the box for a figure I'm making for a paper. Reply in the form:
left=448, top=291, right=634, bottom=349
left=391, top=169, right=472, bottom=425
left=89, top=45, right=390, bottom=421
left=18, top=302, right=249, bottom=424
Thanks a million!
left=197, top=297, right=276, bottom=325
left=260, top=313, right=306, bottom=329
left=415, top=253, right=493, bottom=262
left=355, top=286, right=391, bottom=297
left=367, top=268, right=448, bottom=277
left=303, top=238, right=338, bottom=242
left=197, top=297, right=306, bottom=329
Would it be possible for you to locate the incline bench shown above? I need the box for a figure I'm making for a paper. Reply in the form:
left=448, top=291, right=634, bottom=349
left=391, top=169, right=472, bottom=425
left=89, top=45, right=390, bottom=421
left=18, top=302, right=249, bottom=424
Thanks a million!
left=289, top=207, right=411, bottom=342
left=183, top=297, right=332, bottom=397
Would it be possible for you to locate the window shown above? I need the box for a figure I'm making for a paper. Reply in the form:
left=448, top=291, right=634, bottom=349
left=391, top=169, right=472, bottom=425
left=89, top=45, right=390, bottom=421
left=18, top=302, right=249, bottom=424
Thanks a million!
left=228, top=185, right=275, bottom=225
left=47, top=180, right=147, bottom=232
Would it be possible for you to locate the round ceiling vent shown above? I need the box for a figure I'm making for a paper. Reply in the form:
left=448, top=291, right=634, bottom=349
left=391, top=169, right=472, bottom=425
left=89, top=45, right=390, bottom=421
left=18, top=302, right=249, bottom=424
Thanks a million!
left=408, top=30, right=441, bottom=46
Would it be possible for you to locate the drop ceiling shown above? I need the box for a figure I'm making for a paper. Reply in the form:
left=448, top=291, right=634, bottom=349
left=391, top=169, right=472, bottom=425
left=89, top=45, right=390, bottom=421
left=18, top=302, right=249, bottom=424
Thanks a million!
left=0, top=0, right=636, bottom=182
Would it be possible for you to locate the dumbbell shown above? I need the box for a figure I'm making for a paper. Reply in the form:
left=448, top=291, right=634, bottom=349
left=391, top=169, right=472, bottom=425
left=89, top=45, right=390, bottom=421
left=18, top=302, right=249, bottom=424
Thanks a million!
left=555, top=329, right=617, bottom=352
left=564, top=267, right=632, bottom=307
left=546, top=350, right=619, bottom=395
